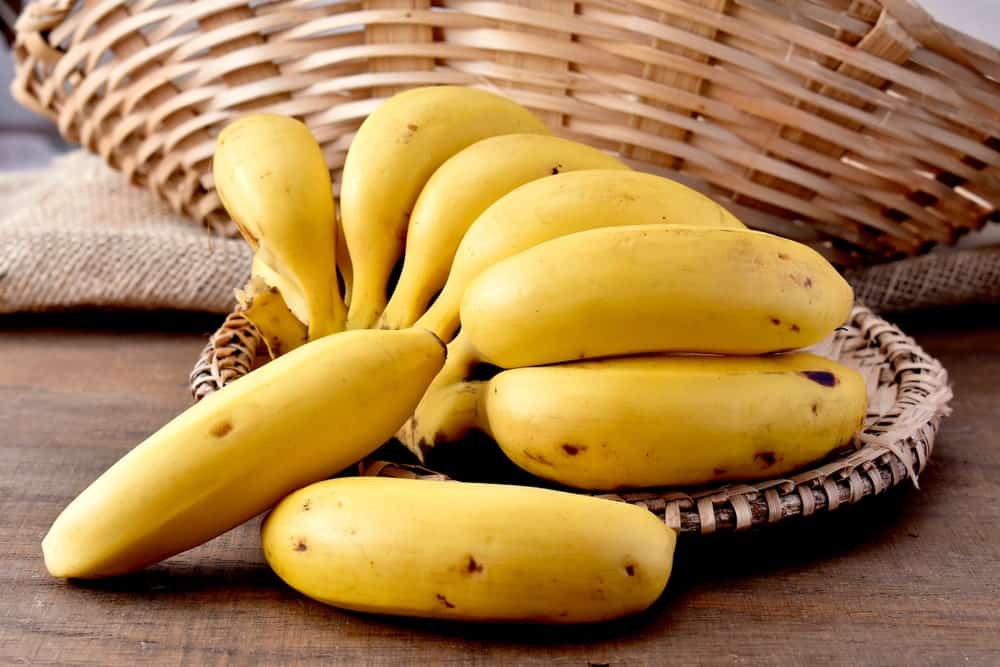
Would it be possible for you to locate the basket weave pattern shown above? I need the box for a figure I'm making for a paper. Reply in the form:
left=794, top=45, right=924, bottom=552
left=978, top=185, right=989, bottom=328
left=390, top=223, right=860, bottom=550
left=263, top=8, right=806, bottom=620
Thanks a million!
left=190, top=303, right=953, bottom=534
left=13, top=0, right=1000, bottom=265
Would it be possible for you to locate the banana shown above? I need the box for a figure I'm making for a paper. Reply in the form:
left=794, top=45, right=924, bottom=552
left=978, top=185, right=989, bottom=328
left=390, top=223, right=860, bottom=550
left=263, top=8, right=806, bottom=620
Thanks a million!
left=235, top=273, right=308, bottom=358
left=414, top=170, right=746, bottom=342
left=398, top=225, right=851, bottom=459
left=262, top=477, right=675, bottom=623
left=478, top=353, right=868, bottom=490
left=461, top=225, right=853, bottom=368
left=340, top=85, right=550, bottom=330
left=378, top=135, right=628, bottom=330
left=43, top=328, right=445, bottom=579
left=214, top=113, right=345, bottom=339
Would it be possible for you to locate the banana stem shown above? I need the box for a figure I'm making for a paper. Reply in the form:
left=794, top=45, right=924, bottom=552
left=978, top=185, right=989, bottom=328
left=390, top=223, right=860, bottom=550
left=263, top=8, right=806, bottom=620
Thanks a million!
left=395, top=333, right=483, bottom=461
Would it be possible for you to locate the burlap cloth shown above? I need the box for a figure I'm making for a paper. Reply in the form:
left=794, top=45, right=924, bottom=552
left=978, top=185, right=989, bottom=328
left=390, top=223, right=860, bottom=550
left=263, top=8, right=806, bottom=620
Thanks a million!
left=1, top=151, right=998, bottom=316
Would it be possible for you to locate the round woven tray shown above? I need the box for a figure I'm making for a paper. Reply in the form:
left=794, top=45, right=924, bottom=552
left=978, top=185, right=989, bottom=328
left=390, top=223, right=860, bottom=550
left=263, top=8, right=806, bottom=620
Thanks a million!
left=12, top=0, right=1000, bottom=266
left=191, top=303, right=952, bottom=535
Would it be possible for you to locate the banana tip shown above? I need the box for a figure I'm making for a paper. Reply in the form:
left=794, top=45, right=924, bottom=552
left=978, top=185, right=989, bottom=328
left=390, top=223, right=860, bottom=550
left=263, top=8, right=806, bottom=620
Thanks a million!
left=41, top=531, right=73, bottom=579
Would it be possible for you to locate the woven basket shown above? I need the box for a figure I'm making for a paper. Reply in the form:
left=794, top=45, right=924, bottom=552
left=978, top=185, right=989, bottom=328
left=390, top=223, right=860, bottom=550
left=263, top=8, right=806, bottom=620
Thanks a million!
left=12, top=0, right=1000, bottom=266
left=190, top=303, right=953, bottom=535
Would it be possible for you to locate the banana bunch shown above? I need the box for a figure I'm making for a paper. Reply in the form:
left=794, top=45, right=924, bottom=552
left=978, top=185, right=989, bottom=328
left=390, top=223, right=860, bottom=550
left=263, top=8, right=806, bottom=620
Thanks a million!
left=397, top=224, right=864, bottom=474
left=43, top=86, right=871, bottom=627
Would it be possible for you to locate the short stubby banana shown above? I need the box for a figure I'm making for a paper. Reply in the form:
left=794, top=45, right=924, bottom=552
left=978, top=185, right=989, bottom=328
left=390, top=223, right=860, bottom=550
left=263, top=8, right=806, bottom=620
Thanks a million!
left=214, top=113, right=345, bottom=339
left=414, top=170, right=745, bottom=341
left=340, top=86, right=550, bottom=329
left=461, top=225, right=853, bottom=367
left=262, top=477, right=675, bottom=623
left=43, top=329, right=445, bottom=579
left=377, top=135, right=628, bottom=330
left=478, top=353, right=868, bottom=490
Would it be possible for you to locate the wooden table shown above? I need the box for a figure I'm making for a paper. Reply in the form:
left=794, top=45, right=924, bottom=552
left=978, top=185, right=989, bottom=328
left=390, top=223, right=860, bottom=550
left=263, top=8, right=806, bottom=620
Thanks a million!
left=2, top=308, right=998, bottom=666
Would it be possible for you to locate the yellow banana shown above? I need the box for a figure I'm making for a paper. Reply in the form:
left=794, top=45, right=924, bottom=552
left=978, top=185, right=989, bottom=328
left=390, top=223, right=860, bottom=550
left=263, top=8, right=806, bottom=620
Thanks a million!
left=340, top=85, right=550, bottom=330
left=398, top=225, right=851, bottom=459
left=262, top=477, right=675, bottom=623
left=43, top=328, right=445, bottom=579
left=235, top=273, right=308, bottom=358
left=214, top=113, right=345, bottom=339
left=378, top=135, right=627, bottom=330
left=414, top=170, right=745, bottom=342
left=479, top=353, right=868, bottom=490
left=461, top=225, right=853, bottom=367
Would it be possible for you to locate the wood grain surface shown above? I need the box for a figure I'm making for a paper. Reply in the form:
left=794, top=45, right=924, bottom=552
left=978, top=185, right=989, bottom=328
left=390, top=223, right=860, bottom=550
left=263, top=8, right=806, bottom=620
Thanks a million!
left=1, top=308, right=998, bottom=666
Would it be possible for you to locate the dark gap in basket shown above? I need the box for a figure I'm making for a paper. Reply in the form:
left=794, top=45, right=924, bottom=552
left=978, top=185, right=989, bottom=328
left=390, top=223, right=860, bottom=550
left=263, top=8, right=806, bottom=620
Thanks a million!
left=907, top=190, right=937, bottom=207
left=936, top=171, right=965, bottom=188
left=882, top=207, right=909, bottom=223
left=961, top=154, right=988, bottom=171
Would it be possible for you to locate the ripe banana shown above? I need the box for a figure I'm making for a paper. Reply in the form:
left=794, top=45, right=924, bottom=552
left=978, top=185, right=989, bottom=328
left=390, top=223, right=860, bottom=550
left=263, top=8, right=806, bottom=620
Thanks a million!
left=262, top=477, right=675, bottom=623
left=214, top=113, right=345, bottom=339
left=461, top=225, right=854, bottom=367
left=235, top=272, right=308, bottom=357
left=378, top=135, right=628, bottom=330
left=398, top=225, right=851, bottom=459
left=479, top=353, right=868, bottom=490
left=43, top=328, right=445, bottom=579
left=341, top=86, right=550, bottom=330
left=414, top=170, right=746, bottom=342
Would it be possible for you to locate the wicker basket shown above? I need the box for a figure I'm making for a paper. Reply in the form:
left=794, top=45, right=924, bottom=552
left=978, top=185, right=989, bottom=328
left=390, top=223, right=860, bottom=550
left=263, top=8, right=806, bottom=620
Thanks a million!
left=190, top=303, right=953, bottom=535
left=12, top=0, right=1000, bottom=266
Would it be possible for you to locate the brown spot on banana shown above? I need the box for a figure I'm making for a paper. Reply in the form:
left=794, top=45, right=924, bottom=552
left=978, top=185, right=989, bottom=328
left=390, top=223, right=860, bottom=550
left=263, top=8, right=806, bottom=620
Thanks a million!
left=211, top=422, right=233, bottom=438
left=523, top=450, right=555, bottom=467
left=294, top=540, right=308, bottom=552
left=754, top=451, right=780, bottom=468
left=435, top=593, right=455, bottom=609
left=800, top=370, right=839, bottom=387
left=465, top=556, right=483, bottom=573
left=561, top=444, right=587, bottom=456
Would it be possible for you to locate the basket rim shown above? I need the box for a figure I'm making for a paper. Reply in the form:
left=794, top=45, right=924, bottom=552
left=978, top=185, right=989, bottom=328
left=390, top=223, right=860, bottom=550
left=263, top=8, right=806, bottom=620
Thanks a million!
left=190, top=302, right=953, bottom=536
